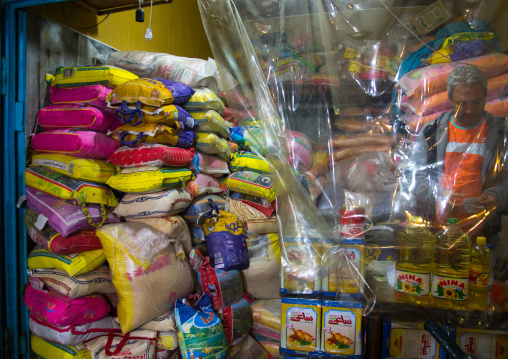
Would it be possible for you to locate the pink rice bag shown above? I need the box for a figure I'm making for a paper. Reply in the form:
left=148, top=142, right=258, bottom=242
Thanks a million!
left=50, top=84, right=112, bottom=109
left=189, top=152, right=230, bottom=178
left=32, top=129, right=119, bottom=159
left=24, top=280, right=110, bottom=327
left=185, top=173, right=224, bottom=197
left=38, top=104, right=121, bottom=133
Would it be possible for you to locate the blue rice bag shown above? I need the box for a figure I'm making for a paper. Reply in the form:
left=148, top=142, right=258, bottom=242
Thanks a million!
left=175, top=293, right=229, bottom=359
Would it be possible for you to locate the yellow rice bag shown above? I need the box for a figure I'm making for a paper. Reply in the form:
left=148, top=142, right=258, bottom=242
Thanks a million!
left=110, top=123, right=195, bottom=148
left=225, top=170, right=275, bottom=202
left=107, top=78, right=194, bottom=107
left=185, top=87, right=225, bottom=113
left=106, top=166, right=193, bottom=193
left=191, top=110, right=230, bottom=138
left=31, top=334, right=91, bottom=359
left=27, top=248, right=106, bottom=277
left=230, top=152, right=270, bottom=173
left=25, top=166, right=118, bottom=207
left=31, top=153, right=118, bottom=183
left=46, top=65, right=138, bottom=88
left=195, top=132, right=231, bottom=162
left=96, top=223, right=194, bottom=333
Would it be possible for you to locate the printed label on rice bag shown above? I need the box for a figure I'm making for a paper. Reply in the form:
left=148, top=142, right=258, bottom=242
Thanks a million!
left=232, top=171, right=272, bottom=189
left=395, top=270, right=430, bottom=296
left=33, top=159, right=69, bottom=172
left=431, top=274, right=468, bottom=301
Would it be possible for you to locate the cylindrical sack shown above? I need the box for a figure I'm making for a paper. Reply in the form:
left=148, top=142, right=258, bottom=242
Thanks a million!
left=107, top=78, right=195, bottom=106
left=26, top=186, right=119, bottom=236
left=189, top=152, right=230, bottom=178
left=107, top=143, right=195, bottom=168
left=25, top=209, right=102, bottom=255
left=84, top=330, right=158, bottom=359
left=31, top=153, right=118, bottom=184
left=28, top=247, right=106, bottom=277
left=185, top=173, right=224, bottom=197
left=113, top=101, right=198, bottom=130
left=37, top=104, right=121, bottom=133
left=113, top=189, right=192, bottom=219
left=32, top=129, right=119, bottom=160
left=31, top=334, right=90, bottom=359
left=225, top=171, right=276, bottom=202
left=106, top=166, right=193, bottom=193
left=24, top=280, right=110, bottom=327
left=29, top=314, right=120, bottom=347
left=50, top=84, right=112, bottom=109
left=46, top=65, right=139, bottom=88
left=28, top=266, right=115, bottom=298
left=198, top=257, right=243, bottom=312
left=25, top=166, right=118, bottom=207
left=203, top=199, right=250, bottom=271
left=96, top=223, right=194, bottom=333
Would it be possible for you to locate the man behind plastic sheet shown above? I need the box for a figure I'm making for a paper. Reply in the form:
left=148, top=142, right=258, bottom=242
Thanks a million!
left=411, top=64, right=507, bottom=238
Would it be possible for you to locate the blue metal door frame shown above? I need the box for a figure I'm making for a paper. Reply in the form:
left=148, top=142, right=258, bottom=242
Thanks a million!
left=1, top=0, right=68, bottom=357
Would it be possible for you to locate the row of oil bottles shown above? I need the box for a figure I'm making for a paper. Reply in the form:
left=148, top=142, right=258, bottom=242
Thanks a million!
left=395, top=216, right=494, bottom=311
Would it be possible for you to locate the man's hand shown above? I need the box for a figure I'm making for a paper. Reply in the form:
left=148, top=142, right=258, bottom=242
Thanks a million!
left=477, top=193, right=499, bottom=209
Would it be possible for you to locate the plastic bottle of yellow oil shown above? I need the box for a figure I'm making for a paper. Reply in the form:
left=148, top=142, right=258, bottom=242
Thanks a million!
left=395, top=216, right=435, bottom=305
left=468, top=236, right=491, bottom=310
left=430, top=218, right=471, bottom=310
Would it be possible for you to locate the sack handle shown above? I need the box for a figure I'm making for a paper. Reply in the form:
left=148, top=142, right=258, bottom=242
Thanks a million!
left=204, top=198, right=220, bottom=219
left=116, top=100, right=143, bottom=126
left=81, top=203, right=107, bottom=228
left=120, top=131, right=144, bottom=148
left=105, top=333, right=131, bottom=356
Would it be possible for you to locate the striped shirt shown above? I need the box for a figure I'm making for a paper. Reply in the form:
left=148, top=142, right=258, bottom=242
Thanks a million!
left=441, top=116, right=487, bottom=199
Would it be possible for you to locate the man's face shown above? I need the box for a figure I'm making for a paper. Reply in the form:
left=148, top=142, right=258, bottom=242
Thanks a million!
left=451, top=82, right=486, bottom=128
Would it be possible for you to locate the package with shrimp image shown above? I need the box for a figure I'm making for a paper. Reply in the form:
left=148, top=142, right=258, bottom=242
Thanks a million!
left=321, top=300, right=364, bottom=357
left=281, top=297, right=321, bottom=355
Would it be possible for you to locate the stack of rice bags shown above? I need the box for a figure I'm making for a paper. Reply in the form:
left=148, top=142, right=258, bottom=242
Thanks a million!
left=218, top=98, right=283, bottom=356
left=179, top=87, right=233, bottom=246
left=103, top=77, right=202, bottom=358
left=25, top=66, right=136, bottom=359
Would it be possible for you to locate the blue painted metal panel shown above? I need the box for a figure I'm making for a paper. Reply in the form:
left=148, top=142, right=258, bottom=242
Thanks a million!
left=3, top=3, right=19, bottom=357
left=16, top=9, right=29, bottom=357
left=2, top=1, right=76, bottom=357
left=0, top=0, right=5, bottom=354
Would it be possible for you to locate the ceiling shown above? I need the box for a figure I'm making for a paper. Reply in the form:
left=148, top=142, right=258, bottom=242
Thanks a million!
left=74, top=0, right=173, bottom=15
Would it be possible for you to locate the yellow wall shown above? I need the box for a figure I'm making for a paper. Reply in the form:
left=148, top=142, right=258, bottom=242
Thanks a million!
left=30, top=0, right=213, bottom=59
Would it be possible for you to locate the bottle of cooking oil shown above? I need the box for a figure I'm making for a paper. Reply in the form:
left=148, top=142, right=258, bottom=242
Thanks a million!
left=468, top=236, right=490, bottom=310
left=395, top=216, right=435, bottom=305
left=430, top=218, right=471, bottom=310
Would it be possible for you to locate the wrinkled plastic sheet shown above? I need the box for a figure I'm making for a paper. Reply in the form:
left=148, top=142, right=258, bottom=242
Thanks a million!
left=198, top=0, right=508, bottom=337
